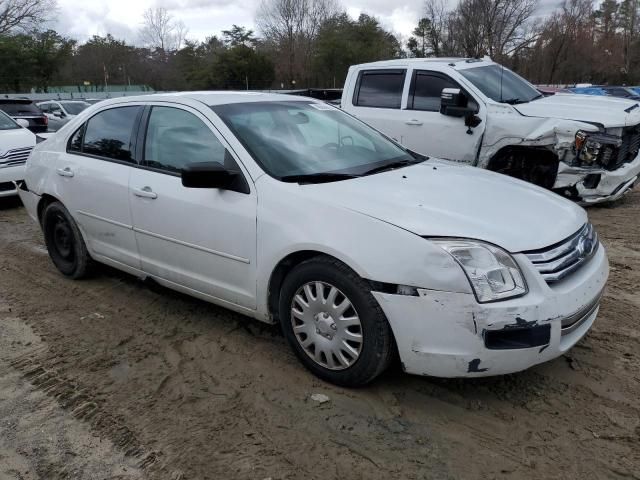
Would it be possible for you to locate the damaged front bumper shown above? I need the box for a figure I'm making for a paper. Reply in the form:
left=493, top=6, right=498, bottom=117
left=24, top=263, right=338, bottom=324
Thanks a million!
left=373, top=245, right=608, bottom=378
left=554, top=151, right=640, bottom=205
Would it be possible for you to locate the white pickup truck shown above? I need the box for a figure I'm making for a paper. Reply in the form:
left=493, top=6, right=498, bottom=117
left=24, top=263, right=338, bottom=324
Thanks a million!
left=341, top=58, right=640, bottom=204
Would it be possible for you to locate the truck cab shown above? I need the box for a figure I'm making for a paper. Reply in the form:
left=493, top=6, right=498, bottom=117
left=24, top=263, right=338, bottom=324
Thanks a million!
left=341, top=58, right=640, bottom=204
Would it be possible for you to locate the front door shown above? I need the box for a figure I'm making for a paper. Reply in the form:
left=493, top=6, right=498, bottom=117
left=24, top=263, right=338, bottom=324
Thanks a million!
left=396, top=70, right=486, bottom=164
left=129, top=105, right=257, bottom=310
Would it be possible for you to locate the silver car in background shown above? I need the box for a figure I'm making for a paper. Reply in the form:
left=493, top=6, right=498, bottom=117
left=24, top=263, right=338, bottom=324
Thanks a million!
left=37, top=100, right=91, bottom=131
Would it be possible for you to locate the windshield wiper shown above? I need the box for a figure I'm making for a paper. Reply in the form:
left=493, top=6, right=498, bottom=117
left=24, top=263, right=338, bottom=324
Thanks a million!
left=499, top=98, right=526, bottom=105
left=280, top=172, right=359, bottom=184
left=361, top=158, right=422, bottom=176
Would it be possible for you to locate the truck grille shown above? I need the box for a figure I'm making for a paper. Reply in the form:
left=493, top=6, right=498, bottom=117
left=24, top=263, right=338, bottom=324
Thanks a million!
left=0, top=146, right=32, bottom=168
left=605, top=125, right=640, bottom=170
left=524, top=224, right=599, bottom=284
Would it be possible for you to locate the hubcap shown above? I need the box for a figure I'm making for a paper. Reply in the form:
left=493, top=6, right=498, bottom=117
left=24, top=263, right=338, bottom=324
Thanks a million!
left=290, top=281, right=363, bottom=371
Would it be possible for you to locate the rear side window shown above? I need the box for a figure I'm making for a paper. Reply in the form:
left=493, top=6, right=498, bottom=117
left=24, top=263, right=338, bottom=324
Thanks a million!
left=353, top=69, right=406, bottom=109
left=0, top=101, right=42, bottom=115
left=143, top=106, right=227, bottom=174
left=410, top=72, right=459, bottom=111
left=68, top=124, right=85, bottom=152
left=82, top=106, right=142, bottom=162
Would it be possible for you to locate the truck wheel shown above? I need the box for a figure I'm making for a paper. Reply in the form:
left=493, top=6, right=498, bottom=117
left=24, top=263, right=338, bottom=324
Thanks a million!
left=42, top=201, right=94, bottom=279
left=279, top=256, right=394, bottom=387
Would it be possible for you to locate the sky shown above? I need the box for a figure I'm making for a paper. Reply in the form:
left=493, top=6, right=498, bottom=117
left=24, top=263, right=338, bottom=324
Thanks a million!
left=54, top=0, right=563, bottom=46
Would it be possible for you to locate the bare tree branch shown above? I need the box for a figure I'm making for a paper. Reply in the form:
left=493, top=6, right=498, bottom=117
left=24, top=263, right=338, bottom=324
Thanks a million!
left=0, top=0, right=56, bottom=35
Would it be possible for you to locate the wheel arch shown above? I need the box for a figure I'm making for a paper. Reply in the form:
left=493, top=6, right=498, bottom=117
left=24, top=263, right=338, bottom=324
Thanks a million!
left=37, top=193, right=62, bottom=226
left=486, top=145, right=560, bottom=189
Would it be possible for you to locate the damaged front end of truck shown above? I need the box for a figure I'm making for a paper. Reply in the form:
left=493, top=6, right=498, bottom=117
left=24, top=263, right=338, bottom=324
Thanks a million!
left=554, top=125, right=640, bottom=204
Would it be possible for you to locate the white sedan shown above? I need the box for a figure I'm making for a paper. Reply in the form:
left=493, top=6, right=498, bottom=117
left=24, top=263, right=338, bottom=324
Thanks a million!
left=18, top=93, right=608, bottom=386
left=0, top=110, right=36, bottom=198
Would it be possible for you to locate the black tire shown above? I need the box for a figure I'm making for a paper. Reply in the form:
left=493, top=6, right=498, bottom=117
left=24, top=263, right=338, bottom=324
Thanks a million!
left=42, top=201, right=94, bottom=279
left=279, top=256, right=394, bottom=387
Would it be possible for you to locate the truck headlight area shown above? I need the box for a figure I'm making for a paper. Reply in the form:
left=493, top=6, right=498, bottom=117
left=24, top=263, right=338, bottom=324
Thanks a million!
left=574, top=130, right=621, bottom=165
left=431, top=239, right=527, bottom=303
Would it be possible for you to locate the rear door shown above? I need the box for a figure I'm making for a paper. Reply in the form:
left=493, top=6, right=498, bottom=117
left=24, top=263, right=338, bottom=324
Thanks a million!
left=129, top=104, right=257, bottom=310
left=395, top=69, right=486, bottom=163
left=51, top=105, right=143, bottom=271
left=343, top=68, right=408, bottom=144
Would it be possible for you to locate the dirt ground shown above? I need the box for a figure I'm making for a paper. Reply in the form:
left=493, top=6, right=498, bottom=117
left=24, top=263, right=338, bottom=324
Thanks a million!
left=0, top=191, right=638, bottom=480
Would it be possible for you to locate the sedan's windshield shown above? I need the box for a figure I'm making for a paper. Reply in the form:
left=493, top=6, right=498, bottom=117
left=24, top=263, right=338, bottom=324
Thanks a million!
left=0, top=110, right=19, bottom=130
left=460, top=65, right=542, bottom=104
left=60, top=101, right=90, bottom=115
left=212, top=101, right=420, bottom=181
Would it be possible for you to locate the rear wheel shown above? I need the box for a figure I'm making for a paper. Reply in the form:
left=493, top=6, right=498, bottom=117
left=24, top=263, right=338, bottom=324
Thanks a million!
left=42, top=201, right=94, bottom=279
left=279, top=256, right=394, bottom=387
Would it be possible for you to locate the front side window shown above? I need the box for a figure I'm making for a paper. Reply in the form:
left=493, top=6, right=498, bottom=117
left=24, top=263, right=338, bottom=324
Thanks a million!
left=460, top=65, right=541, bottom=104
left=143, top=106, right=227, bottom=174
left=410, top=72, right=459, bottom=111
left=213, top=101, right=417, bottom=180
left=354, top=70, right=406, bottom=109
left=83, top=106, right=141, bottom=162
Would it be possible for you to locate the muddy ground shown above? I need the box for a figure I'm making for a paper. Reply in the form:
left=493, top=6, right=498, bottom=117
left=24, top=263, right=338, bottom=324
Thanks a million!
left=0, top=191, right=638, bottom=480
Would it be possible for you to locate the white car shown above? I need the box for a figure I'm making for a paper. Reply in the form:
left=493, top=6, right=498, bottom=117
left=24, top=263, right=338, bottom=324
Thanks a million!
left=37, top=100, right=91, bottom=131
left=0, top=110, right=36, bottom=197
left=19, top=93, right=609, bottom=386
left=341, top=58, right=640, bottom=204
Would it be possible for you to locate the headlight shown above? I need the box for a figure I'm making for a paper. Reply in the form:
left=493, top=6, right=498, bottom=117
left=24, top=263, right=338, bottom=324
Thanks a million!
left=574, top=130, right=620, bottom=165
left=431, top=239, right=527, bottom=303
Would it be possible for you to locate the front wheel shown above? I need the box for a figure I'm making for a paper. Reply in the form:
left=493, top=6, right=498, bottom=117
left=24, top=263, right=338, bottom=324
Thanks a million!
left=42, top=201, right=94, bottom=279
left=279, top=257, right=394, bottom=387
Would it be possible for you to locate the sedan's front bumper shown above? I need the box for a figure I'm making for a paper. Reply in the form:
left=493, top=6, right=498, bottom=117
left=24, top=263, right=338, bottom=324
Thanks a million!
left=0, top=164, right=25, bottom=198
left=373, top=245, right=609, bottom=378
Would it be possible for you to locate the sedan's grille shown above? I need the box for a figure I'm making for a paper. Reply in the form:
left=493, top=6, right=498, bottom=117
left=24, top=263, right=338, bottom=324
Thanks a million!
left=524, top=224, right=599, bottom=284
left=0, top=146, right=32, bottom=168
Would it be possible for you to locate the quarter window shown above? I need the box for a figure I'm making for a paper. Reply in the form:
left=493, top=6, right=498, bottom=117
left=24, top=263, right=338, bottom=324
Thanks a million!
left=143, top=106, right=227, bottom=174
left=354, top=70, right=406, bottom=109
left=410, top=72, right=459, bottom=111
left=68, top=124, right=84, bottom=152
left=82, top=106, right=141, bottom=162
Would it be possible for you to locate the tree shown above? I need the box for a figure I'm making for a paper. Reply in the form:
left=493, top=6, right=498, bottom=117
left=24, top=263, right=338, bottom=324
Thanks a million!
left=256, top=0, right=338, bottom=86
left=29, top=29, right=74, bottom=91
left=313, top=13, right=402, bottom=88
left=222, top=25, right=257, bottom=47
left=451, top=0, right=539, bottom=61
left=139, top=7, right=187, bottom=52
left=0, top=0, right=55, bottom=35
left=407, top=18, right=432, bottom=57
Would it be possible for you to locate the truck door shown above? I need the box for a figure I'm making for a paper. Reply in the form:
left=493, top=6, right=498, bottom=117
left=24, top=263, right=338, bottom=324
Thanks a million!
left=343, top=68, right=409, bottom=144
left=395, top=70, right=486, bottom=164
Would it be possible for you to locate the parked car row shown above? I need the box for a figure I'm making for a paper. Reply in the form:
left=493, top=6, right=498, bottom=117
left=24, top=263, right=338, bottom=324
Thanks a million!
left=16, top=86, right=609, bottom=386
left=0, top=98, right=92, bottom=134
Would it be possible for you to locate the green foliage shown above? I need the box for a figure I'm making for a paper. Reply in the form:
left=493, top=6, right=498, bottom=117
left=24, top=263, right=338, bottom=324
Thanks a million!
left=313, top=13, right=402, bottom=88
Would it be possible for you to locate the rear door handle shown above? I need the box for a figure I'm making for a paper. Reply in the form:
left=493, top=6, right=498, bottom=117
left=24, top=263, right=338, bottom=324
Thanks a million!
left=405, top=119, right=423, bottom=126
left=56, top=167, right=74, bottom=177
left=133, top=186, right=158, bottom=199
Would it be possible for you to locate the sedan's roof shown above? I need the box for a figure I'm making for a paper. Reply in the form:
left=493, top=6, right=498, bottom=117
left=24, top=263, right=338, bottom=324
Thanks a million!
left=101, top=91, right=308, bottom=107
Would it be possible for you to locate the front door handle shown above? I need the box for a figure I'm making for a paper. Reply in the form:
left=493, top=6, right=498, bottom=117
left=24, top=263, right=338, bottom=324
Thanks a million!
left=133, top=186, right=158, bottom=199
left=405, top=119, right=423, bottom=126
left=56, top=167, right=74, bottom=177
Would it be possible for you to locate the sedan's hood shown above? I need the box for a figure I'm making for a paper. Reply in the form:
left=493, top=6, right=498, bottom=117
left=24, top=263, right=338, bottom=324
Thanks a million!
left=513, top=94, right=640, bottom=127
left=301, top=161, right=586, bottom=253
left=0, top=128, right=36, bottom=156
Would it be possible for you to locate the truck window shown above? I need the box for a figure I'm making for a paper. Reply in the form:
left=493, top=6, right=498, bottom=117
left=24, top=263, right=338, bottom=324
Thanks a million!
left=353, top=69, right=406, bottom=109
left=409, top=72, right=459, bottom=111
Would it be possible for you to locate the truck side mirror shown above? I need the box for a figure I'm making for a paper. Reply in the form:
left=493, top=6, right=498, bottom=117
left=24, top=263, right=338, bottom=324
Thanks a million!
left=440, top=88, right=475, bottom=118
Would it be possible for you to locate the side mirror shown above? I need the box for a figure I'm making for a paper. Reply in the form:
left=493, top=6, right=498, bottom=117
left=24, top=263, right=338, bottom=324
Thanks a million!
left=181, top=161, right=249, bottom=194
left=15, top=119, right=29, bottom=128
left=53, top=110, right=64, bottom=118
left=440, top=87, right=475, bottom=118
